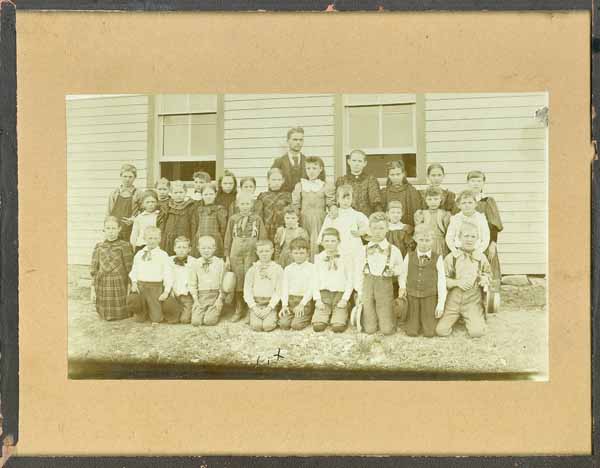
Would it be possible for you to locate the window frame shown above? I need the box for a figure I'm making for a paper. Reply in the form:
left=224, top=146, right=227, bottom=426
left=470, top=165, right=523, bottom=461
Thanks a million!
left=342, top=94, right=426, bottom=184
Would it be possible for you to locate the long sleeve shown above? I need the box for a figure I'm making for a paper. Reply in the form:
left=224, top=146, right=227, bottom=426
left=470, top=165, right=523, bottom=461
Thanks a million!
left=217, top=206, right=228, bottom=239
left=398, top=254, right=409, bottom=290
left=354, top=248, right=366, bottom=296
left=342, top=260, right=354, bottom=302
left=256, top=217, right=268, bottom=240
left=324, top=181, right=336, bottom=208
left=280, top=267, right=290, bottom=307
left=189, top=206, right=199, bottom=253
left=224, top=216, right=235, bottom=257
left=107, top=190, right=115, bottom=216
left=444, top=254, right=456, bottom=287
left=162, top=255, right=174, bottom=292
left=243, top=267, right=256, bottom=309
left=188, top=263, right=199, bottom=299
left=254, top=193, right=265, bottom=223
left=478, top=214, right=491, bottom=253
left=445, top=215, right=459, bottom=252
left=129, top=254, right=139, bottom=283
left=273, top=227, right=284, bottom=261
left=130, top=216, right=140, bottom=247
left=299, top=266, right=314, bottom=306
left=436, top=255, right=447, bottom=307
left=268, top=266, right=283, bottom=310
left=313, top=263, right=322, bottom=302
left=90, top=243, right=100, bottom=279
left=291, top=182, right=302, bottom=213
left=368, top=176, right=383, bottom=212
left=121, top=243, right=134, bottom=279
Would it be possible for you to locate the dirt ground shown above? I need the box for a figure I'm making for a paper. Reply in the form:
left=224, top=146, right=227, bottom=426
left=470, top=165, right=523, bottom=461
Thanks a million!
left=68, top=289, right=548, bottom=378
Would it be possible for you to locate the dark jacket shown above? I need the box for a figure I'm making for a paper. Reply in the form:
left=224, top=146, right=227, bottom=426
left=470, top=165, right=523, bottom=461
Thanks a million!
left=271, top=152, right=325, bottom=193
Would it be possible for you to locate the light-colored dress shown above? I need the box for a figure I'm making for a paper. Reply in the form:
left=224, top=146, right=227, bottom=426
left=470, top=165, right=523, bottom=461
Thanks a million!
left=292, top=179, right=335, bottom=261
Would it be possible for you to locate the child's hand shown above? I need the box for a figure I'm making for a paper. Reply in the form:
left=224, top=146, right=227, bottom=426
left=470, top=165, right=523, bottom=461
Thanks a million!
left=336, top=299, right=348, bottom=309
left=278, top=306, right=289, bottom=319
left=435, top=304, right=445, bottom=318
left=293, top=304, right=305, bottom=317
left=479, top=275, right=490, bottom=289
left=130, top=282, right=139, bottom=294
left=90, top=286, right=96, bottom=303
left=397, top=288, right=407, bottom=299
left=158, top=292, right=169, bottom=302
left=328, top=205, right=339, bottom=219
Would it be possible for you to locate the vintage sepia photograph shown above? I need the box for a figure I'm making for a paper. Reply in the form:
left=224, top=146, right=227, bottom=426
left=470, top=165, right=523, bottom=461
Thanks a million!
left=66, top=93, right=549, bottom=379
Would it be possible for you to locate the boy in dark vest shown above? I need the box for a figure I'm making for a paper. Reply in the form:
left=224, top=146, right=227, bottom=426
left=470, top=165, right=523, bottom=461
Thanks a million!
left=398, top=224, right=447, bottom=337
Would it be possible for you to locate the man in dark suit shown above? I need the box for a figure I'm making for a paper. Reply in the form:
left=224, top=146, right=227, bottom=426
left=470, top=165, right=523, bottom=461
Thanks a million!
left=271, top=127, right=324, bottom=192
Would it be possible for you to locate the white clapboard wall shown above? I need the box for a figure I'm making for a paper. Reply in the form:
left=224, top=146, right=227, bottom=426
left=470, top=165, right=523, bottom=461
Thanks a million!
left=66, top=95, right=149, bottom=265
left=223, top=94, right=336, bottom=192
left=424, top=93, right=548, bottom=275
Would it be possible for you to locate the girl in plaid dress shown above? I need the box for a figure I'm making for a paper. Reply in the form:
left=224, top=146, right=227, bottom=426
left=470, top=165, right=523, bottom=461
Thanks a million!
left=90, top=216, right=134, bottom=321
left=255, top=168, right=292, bottom=241
left=224, top=192, right=268, bottom=322
left=195, top=183, right=228, bottom=258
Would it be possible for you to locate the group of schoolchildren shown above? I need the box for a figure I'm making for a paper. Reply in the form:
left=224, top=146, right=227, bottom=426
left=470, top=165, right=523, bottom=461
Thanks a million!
left=91, top=147, right=503, bottom=339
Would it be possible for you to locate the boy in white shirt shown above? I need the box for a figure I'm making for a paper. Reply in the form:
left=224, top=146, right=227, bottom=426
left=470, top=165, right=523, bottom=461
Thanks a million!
left=312, top=228, right=354, bottom=333
left=279, top=238, right=316, bottom=331
left=355, top=212, right=404, bottom=335
left=163, top=236, right=195, bottom=324
left=129, top=226, right=173, bottom=323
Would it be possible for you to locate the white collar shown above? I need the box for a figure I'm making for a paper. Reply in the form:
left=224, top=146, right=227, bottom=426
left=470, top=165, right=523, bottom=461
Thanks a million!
left=367, top=239, right=389, bottom=249
left=417, top=250, right=432, bottom=258
left=141, top=210, right=159, bottom=216
left=388, top=222, right=406, bottom=231
left=301, top=178, right=324, bottom=191
left=288, top=151, right=301, bottom=163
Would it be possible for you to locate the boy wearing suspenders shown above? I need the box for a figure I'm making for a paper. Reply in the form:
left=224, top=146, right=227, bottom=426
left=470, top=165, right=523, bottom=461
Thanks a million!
left=355, top=212, right=404, bottom=335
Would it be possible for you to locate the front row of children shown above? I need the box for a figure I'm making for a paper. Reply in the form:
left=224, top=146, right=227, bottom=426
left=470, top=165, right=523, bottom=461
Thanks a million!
left=91, top=207, right=491, bottom=338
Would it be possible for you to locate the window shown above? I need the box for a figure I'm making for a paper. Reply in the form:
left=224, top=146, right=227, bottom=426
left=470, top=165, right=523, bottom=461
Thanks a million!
left=156, top=94, right=218, bottom=184
left=343, top=94, right=423, bottom=182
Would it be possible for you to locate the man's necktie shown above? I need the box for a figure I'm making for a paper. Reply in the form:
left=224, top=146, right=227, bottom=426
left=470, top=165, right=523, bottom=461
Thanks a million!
left=142, top=249, right=152, bottom=262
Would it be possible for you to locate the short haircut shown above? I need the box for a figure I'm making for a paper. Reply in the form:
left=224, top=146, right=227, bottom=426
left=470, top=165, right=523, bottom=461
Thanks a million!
left=336, top=184, right=353, bottom=201
left=154, top=177, right=170, bottom=188
left=197, top=235, right=216, bottom=247
left=467, top=170, right=486, bottom=182
left=143, top=226, right=161, bottom=238
left=459, top=221, right=480, bottom=237
left=239, top=176, right=257, bottom=188
left=193, top=171, right=211, bottom=182
left=424, top=186, right=443, bottom=198
left=141, top=190, right=158, bottom=203
left=218, top=170, right=238, bottom=194
left=201, top=182, right=218, bottom=194
left=387, top=160, right=406, bottom=173
left=256, top=239, right=274, bottom=250
left=413, top=223, right=433, bottom=237
left=283, top=206, right=299, bottom=217
left=120, top=163, right=137, bottom=177
left=170, top=180, right=186, bottom=192
left=427, top=163, right=446, bottom=176
left=368, top=211, right=389, bottom=227
left=287, top=127, right=304, bottom=140
left=289, top=237, right=310, bottom=251
left=174, top=236, right=191, bottom=247
left=457, top=189, right=477, bottom=204
left=348, top=149, right=367, bottom=161
left=321, top=227, right=341, bottom=241
left=387, top=200, right=403, bottom=211
left=267, top=167, right=284, bottom=179
left=104, top=215, right=120, bottom=227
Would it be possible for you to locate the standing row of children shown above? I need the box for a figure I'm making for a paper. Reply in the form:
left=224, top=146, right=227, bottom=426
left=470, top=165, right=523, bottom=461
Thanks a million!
left=92, top=149, right=503, bottom=338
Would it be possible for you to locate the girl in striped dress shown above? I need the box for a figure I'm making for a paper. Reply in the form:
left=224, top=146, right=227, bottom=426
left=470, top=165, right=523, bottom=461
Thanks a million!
left=90, top=216, right=134, bottom=321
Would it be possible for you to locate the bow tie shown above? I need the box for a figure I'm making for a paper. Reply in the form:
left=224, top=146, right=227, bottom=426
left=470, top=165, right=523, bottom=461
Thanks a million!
left=418, top=254, right=431, bottom=265
left=325, top=253, right=340, bottom=271
left=258, top=263, right=271, bottom=280
left=367, top=244, right=385, bottom=254
left=200, top=258, right=212, bottom=272
left=142, top=249, right=153, bottom=261
left=174, top=257, right=188, bottom=267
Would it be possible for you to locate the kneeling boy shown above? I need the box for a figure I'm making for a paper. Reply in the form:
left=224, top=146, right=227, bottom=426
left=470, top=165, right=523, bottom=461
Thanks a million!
left=189, top=236, right=225, bottom=326
left=436, top=222, right=491, bottom=338
left=243, top=240, right=283, bottom=332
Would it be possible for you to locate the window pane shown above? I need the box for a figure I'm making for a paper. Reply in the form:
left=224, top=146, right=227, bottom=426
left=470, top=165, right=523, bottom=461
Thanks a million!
left=163, top=114, right=189, bottom=125
left=161, top=95, right=189, bottom=114
left=190, top=118, right=217, bottom=156
left=382, top=105, right=414, bottom=148
left=349, top=153, right=416, bottom=179
left=160, top=161, right=216, bottom=181
left=189, top=95, right=217, bottom=113
left=163, top=124, right=188, bottom=156
left=348, top=106, right=379, bottom=148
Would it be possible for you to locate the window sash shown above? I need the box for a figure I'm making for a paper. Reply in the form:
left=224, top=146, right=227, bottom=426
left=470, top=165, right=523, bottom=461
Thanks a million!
left=159, top=113, right=217, bottom=161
